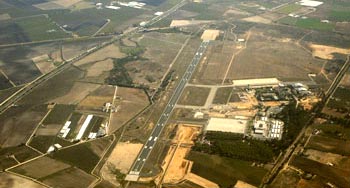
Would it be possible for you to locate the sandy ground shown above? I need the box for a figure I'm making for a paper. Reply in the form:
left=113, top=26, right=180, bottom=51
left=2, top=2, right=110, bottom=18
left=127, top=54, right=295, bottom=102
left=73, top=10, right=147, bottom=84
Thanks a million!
left=0, top=172, right=46, bottom=188
left=0, top=13, right=11, bottom=21
left=159, top=124, right=218, bottom=187
left=53, top=0, right=82, bottom=7
left=242, top=16, right=272, bottom=24
left=309, top=44, right=350, bottom=60
left=224, top=8, right=251, bottom=16
left=86, top=59, right=114, bottom=77
left=51, top=82, right=101, bottom=104
left=201, top=30, right=220, bottom=41
left=186, top=173, right=220, bottom=188
left=36, top=123, right=62, bottom=136
left=34, top=2, right=64, bottom=10
left=35, top=60, right=55, bottom=74
left=74, top=44, right=126, bottom=67
left=304, top=149, right=346, bottom=165
left=234, top=180, right=257, bottom=188
left=170, top=20, right=212, bottom=27
left=101, top=142, right=143, bottom=185
left=341, top=73, right=350, bottom=87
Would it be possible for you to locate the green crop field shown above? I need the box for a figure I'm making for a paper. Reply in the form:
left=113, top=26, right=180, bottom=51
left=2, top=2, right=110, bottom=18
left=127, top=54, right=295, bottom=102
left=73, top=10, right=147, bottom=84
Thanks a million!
left=330, top=10, right=350, bottom=21
left=181, top=2, right=222, bottom=20
left=14, top=15, right=71, bottom=41
left=49, top=7, right=145, bottom=36
left=276, top=4, right=302, bottom=14
left=296, top=18, right=334, bottom=31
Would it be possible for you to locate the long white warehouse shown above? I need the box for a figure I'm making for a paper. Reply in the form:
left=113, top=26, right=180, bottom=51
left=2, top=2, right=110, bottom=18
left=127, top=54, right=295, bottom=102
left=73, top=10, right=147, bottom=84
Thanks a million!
left=75, top=115, right=93, bottom=140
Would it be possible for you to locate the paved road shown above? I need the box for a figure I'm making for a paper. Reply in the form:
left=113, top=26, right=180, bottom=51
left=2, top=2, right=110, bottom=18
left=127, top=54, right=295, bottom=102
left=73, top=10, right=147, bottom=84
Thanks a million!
left=128, top=41, right=210, bottom=178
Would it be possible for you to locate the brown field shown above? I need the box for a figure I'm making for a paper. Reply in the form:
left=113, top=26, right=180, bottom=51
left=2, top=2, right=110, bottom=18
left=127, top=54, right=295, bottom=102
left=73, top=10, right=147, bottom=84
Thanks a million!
left=170, top=20, right=213, bottom=27
left=35, top=123, right=62, bottom=136
left=109, top=87, right=149, bottom=133
left=77, top=85, right=115, bottom=112
left=242, top=16, right=272, bottom=24
left=128, top=32, right=187, bottom=88
left=226, top=31, right=324, bottom=81
left=291, top=156, right=350, bottom=188
left=122, top=38, right=137, bottom=47
left=86, top=59, right=114, bottom=77
left=223, top=8, right=251, bottom=16
left=192, top=40, right=238, bottom=84
left=269, top=168, right=300, bottom=188
left=306, top=135, right=350, bottom=155
left=341, top=73, right=350, bottom=87
left=41, top=167, right=96, bottom=188
left=51, top=82, right=101, bottom=105
left=88, top=136, right=113, bottom=158
left=0, top=106, right=47, bottom=148
left=32, top=55, right=55, bottom=74
left=335, top=22, right=350, bottom=34
left=178, top=86, right=210, bottom=106
left=11, top=156, right=70, bottom=179
left=0, top=172, right=45, bottom=188
left=74, top=44, right=126, bottom=67
left=309, top=44, right=350, bottom=60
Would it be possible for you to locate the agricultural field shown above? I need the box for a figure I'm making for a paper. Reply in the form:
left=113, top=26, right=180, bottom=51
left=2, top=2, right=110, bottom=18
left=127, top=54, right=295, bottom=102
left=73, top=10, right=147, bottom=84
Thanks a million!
left=0, top=145, right=40, bottom=170
left=187, top=151, right=268, bottom=188
left=0, top=172, right=46, bottom=188
left=49, top=7, right=146, bottom=36
left=276, top=3, right=302, bottom=14
left=52, top=137, right=112, bottom=172
left=0, top=104, right=47, bottom=148
left=0, top=15, right=70, bottom=44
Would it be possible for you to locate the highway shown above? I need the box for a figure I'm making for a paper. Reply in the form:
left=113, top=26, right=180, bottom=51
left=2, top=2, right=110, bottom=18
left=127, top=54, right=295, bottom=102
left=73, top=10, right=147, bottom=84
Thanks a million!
left=128, top=41, right=210, bottom=178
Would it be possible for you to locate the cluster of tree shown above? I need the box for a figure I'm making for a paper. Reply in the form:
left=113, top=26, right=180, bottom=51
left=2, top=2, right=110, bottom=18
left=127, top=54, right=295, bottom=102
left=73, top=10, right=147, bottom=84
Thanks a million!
left=270, top=103, right=311, bottom=151
left=193, top=132, right=275, bottom=163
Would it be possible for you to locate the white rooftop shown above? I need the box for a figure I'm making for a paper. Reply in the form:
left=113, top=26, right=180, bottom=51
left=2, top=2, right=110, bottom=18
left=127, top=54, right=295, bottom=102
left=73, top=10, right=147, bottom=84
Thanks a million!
left=298, top=0, right=323, bottom=7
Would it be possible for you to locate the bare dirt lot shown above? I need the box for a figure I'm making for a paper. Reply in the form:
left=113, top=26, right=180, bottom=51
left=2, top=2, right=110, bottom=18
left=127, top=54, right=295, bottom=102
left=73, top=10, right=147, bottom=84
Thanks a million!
left=11, top=156, right=70, bottom=179
left=159, top=124, right=218, bottom=187
left=226, top=30, right=324, bottom=81
left=0, top=172, right=45, bottom=188
left=86, top=59, right=114, bottom=77
left=171, top=20, right=213, bottom=27
left=101, top=142, right=143, bottom=186
left=303, top=149, right=346, bottom=165
left=309, top=44, right=350, bottom=60
left=201, top=30, right=220, bottom=41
